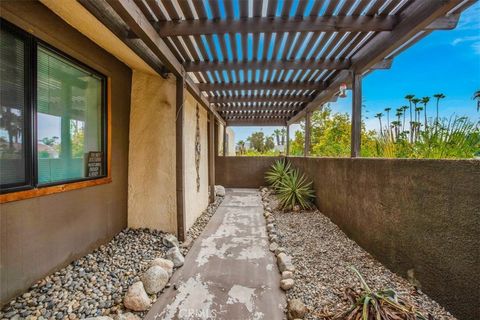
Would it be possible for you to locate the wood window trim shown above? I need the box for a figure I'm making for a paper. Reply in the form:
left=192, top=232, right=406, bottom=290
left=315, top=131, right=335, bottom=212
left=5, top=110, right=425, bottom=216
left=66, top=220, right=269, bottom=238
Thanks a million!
left=0, top=79, right=112, bottom=204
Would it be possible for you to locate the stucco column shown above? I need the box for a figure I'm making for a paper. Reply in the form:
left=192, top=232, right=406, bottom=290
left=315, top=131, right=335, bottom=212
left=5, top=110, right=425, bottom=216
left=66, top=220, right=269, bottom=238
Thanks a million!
left=351, top=72, right=362, bottom=157
left=223, top=125, right=227, bottom=156
left=208, top=113, right=216, bottom=204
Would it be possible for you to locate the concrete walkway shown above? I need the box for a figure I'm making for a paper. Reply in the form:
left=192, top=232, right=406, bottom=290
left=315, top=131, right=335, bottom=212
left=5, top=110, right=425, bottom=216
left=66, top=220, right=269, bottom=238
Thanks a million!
left=146, top=189, right=286, bottom=320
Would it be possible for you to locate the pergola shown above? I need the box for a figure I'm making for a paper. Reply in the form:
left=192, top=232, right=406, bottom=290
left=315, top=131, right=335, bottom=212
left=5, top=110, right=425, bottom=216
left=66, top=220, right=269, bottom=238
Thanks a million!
left=80, top=0, right=473, bottom=157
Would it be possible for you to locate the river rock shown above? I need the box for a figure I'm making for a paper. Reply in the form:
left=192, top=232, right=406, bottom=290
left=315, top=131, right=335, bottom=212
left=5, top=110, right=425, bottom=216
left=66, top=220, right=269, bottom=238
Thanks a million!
left=166, top=247, right=184, bottom=267
left=214, top=185, right=226, bottom=197
left=277, top=253, right=295, bottom=273
left=280, top=278, right=294, bottom=290
left=85, top=317, right=113, bottom=320
left=150, top=258, right=174, bottom=277
left=282, top=271, right=293, bottom=280
left=141, top=266, right=169, bottom=294
left=162, top=234, right=179, bottom=248
left=269, top=242, right=279, bottom=252
left=287, top=299, right=307, bottom=320
left=123, top=282, right=151, bottom=311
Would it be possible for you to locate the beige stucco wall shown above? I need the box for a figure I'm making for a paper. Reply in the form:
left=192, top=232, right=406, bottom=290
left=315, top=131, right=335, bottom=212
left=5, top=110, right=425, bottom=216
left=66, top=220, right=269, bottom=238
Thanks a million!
left=226, top=128, right=236, bottom=156
left=128, top=71, right=177, bottom=233
left=184, top=92, right=209, bottom=230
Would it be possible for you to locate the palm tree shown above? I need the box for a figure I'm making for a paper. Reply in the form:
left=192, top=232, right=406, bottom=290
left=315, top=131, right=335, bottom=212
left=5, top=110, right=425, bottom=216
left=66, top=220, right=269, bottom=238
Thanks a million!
left=280, top=128, right=286, bottom=145
left=411, top=98, right=421, bottom=122
left=473, top=90, right=480, bottom=111
left=384, top=107, right=391, bottom=138
left=433, top=93, right=446, bottom=124
left=401, top=106, right=409, bottom=132
left=237, top=140, right=246, bottom=155
left=421, top=96, right=430, bottom=129
left=405, top=94, right=415, bottom=132
left=375, top=113, right=384, bottom=135
left=273, top=129, right=281, bottom=146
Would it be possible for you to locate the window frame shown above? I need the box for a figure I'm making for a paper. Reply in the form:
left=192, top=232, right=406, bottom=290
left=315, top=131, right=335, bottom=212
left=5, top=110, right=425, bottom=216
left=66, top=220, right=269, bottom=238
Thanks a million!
left=0, top=18, right=109, bottom=197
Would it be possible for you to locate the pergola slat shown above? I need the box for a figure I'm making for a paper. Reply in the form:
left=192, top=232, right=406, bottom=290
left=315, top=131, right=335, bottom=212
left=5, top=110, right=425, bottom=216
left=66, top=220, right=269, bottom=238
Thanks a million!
left=151, top=16, right=398, bottom=37
left=198, top=81, right=326, bottom=92
left=210, top=95, right=312, bottom=104
left=184, top=58, right=351, bottom=72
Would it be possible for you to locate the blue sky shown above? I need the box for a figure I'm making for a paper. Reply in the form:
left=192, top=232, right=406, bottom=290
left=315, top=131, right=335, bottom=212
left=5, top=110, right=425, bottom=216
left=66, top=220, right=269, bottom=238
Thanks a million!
left=232, top=2, right=480, bottom=143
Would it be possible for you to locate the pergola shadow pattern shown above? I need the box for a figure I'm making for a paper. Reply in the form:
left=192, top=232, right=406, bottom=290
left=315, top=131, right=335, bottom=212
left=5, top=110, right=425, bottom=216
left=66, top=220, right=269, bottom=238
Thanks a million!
left=81, top=0, right=474, bottom=126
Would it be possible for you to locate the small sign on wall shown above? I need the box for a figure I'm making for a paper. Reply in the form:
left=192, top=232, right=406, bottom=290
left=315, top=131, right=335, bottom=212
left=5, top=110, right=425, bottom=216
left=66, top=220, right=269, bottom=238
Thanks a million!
left=86, top=151, right=103, bottom=177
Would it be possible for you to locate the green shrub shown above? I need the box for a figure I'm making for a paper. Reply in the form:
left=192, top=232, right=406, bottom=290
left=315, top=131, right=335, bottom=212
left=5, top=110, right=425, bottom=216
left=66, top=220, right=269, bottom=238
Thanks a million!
left=265, top=159, right=292, bottom=190
left=276, top=169, right=315, bottom=210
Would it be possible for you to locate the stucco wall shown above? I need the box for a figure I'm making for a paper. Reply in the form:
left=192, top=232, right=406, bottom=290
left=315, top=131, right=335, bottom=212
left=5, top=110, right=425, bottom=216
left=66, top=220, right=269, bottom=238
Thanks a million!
left=184, top=93, right=209, bottom=230
left=0, top=2, right=131, bottom=305
left=215, top=156, right=281, bottom=187
left=226, top=128, right=236, bottom=156
left=215, top=156, right=480, bottom=319
left=128, top=71, right=177, bottom=233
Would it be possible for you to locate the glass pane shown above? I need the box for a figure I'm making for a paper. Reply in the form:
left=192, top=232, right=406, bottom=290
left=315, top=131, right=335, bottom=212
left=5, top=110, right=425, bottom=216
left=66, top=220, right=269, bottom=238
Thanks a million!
left=0, top=28, right=27, bottom=187
left=37, top=46, right=104, bottom=184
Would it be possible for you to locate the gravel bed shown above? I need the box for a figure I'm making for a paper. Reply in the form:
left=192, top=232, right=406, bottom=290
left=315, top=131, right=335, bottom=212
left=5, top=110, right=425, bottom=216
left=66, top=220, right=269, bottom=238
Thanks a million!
left=263, top=190, right=456, bottom=320
left=1, top=197, right=223, bottom=320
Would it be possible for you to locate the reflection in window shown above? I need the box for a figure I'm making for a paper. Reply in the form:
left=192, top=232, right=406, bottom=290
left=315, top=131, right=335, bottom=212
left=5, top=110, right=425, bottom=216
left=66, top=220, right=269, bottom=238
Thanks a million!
left=0, top=28, right=27, bottom=187
left=37, top=46, right=103, bottom=184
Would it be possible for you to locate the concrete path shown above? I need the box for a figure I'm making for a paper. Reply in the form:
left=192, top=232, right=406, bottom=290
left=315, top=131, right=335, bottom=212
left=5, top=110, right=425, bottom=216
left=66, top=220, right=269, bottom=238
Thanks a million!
left=145, top=188, right=286, bottom=320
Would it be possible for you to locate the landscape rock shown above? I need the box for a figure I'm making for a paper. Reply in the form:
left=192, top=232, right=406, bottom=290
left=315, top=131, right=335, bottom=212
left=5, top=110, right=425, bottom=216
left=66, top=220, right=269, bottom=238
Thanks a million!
left=287, top=299, right=307, bottom=320
left=265, top=206, right=272, bottom=212
left=141, top=266, right=169, bottom=294
left=280, top=278, right=295, bottom=291
left=162, top=234, right=179, bottom=248
left=266, top=224, right=275, bottom=232
left=264, top=211, right=271, bottom=218
left=269, top=234, right=278, bottom=242
left=266, top=216, right=275, bottom=224
left=282, top=271, right=293, bottom=280
left=150, top=258, right=174, bottom=277
left=166, top=247, right=185, bottom=267
left=214, top=185, right=226, bottom=197
left=85, top=317, right=113, bottom=320
left=277, top=253, right=295, bottom=273
left=123, top=282, right=151, bottom=312
left=269, top=242, right=279, bottom=252
left=275, top=247, right=286, bottom=256
left=113, top=313, right=141, bottom=320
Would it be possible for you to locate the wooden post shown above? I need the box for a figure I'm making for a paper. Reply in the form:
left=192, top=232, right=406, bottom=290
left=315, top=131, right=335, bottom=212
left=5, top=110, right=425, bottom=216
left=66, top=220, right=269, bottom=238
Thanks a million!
left=304, top=111, right=311, bottom=157
left=176, top=75, right=186, bottom=241
left=351, top=72, right=362, bottom=157
left=223, top=125, right=227, bottom=156
left=286, top=125, right=290, bottom=156
left=208, top=113, right=216, bottom=204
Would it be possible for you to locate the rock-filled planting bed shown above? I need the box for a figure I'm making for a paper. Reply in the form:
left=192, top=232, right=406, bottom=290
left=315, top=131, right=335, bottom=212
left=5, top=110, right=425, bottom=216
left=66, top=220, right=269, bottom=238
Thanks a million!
left=0, top=195, right=223, bottom=320
left=261, top=188, right=456, bottom=320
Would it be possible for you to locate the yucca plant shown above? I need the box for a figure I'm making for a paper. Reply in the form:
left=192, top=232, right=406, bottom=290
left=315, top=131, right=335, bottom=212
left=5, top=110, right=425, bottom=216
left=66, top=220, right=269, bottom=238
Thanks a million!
left=322, top=267, right=429, bottom=320
left=265, top=159, right=292, bottom=190
left=276, top=169, right=315, bottom=210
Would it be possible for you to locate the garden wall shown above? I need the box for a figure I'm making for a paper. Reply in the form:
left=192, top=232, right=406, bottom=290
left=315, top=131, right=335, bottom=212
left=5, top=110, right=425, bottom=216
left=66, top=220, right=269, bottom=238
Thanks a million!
left=0, top=2, right=131, bottom=305
left=216, top=156, right=480, bottom=319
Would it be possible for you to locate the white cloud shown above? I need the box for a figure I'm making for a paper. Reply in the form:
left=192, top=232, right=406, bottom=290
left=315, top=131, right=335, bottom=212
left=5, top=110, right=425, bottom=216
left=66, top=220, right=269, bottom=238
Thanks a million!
left=451, top=35, right=480, bottom=46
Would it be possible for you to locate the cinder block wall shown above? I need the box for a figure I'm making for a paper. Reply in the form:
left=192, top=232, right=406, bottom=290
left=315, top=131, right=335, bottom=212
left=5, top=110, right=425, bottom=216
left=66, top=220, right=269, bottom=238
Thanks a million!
left=216, top=156, right=480, bottom=319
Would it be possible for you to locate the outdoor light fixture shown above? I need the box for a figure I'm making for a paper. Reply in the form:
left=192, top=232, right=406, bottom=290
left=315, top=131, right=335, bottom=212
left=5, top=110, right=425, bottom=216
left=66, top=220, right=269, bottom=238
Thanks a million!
left=339, top=82, right=347, bottom=98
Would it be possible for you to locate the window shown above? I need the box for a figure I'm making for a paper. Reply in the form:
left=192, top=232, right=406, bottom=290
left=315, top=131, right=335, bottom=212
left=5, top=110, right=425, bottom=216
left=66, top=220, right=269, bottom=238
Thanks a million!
left=0, top=20, right=107, bottom=194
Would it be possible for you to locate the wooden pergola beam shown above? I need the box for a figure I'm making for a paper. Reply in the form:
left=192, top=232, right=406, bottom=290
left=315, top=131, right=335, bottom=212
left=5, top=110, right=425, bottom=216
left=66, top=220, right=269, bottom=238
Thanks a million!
left=226, top=119, right=288, bottom=126
left=104, top=0, right=225, bottom=126
left=199, top=81, right=326, bottom=92
left=152, top=16, right=397, bottom=37
left=352, top=0, right=467, bottom=73
left=210, top=95, right=312, bottom=104
left=184, top=59, right=350, bottom=72
left=217, top=106, right=303, bottom=112
left=288, top=0, right=469, bottom=125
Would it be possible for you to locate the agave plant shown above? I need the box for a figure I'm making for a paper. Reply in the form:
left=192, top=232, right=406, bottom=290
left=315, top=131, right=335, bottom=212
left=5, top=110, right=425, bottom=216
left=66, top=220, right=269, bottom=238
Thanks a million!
left=276, top=169, right=315, bottom=210
left=265, top=159, right=292, bottom=190
left=322, top=267, right=429, bottom=320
